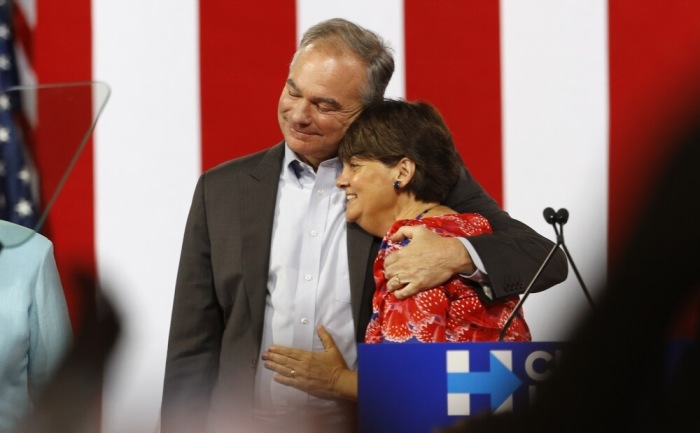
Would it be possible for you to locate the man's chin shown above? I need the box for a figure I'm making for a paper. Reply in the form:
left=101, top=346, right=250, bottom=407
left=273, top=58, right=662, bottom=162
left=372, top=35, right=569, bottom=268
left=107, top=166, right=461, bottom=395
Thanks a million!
left=286, top=138, right=316, bottom=153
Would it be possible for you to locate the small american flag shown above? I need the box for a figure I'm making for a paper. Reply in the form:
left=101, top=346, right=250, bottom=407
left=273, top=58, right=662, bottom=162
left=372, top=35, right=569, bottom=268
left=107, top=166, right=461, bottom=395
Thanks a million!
left=0, top=2, right=36, bottom=228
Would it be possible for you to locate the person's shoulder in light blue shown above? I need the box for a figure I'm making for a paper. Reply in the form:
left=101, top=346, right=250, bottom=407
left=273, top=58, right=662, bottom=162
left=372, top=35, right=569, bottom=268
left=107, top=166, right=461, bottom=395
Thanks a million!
left=0, top=220, right=73, bottom=433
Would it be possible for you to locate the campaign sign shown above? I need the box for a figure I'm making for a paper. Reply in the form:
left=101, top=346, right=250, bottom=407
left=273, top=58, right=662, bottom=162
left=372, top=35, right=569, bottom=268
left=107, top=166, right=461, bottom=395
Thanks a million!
left=357, top=341, right=565, bottom=433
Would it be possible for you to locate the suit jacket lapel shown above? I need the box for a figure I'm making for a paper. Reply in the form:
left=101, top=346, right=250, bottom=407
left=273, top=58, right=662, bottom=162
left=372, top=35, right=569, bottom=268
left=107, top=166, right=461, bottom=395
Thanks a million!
left=239, top=143, right=285, bottom=328
left=347, top=221, right=376, bottom=338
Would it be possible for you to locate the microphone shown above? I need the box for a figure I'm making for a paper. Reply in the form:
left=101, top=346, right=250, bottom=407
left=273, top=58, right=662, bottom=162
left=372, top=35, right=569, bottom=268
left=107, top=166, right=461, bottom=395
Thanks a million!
left=543, top=207, right=556, bottom=224
left=498, top=207, right=594, bottom=341
left=555, top=208, right=569, bottom=225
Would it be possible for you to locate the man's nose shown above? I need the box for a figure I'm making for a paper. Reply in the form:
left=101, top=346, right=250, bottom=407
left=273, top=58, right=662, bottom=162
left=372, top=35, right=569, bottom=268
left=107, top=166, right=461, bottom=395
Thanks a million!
left=290, top=100, right=312, bottom=124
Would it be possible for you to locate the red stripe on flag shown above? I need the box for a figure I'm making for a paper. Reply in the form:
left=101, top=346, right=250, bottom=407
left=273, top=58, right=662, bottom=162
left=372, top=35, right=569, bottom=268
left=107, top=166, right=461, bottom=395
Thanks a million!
left=34, top=1, right=95, bottom=332
left=10, top=3, right=33, bottom=65
left=404, top=0, right=503, bottom=205
left=199, top=2, right=297, bottom=171
left=608, top=0, right=700, bottom=260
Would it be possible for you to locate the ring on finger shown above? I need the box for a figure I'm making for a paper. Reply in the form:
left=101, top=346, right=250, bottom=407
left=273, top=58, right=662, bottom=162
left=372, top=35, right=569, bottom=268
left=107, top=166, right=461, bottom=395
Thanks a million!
left=290, top=369, right=295, bottom=379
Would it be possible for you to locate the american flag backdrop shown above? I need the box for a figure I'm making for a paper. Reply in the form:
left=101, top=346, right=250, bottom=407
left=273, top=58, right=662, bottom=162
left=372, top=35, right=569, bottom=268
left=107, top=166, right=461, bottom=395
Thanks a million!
left=8, top=0, right=700, bottom=432
left=0, top=2, right=36, bottom=228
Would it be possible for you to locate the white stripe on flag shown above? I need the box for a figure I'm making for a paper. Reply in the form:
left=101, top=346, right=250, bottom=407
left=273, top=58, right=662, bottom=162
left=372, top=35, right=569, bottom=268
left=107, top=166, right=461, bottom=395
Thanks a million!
left=502, top=0, right=609, bottom=340
left=13, top=0, right=36, bottom=27
left=93, top=1, right=200, bottom=433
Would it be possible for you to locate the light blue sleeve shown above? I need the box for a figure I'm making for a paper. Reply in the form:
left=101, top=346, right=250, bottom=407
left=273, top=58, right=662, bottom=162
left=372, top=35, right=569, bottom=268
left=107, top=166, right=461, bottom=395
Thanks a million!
left=28, top=241, right=73, bottom=402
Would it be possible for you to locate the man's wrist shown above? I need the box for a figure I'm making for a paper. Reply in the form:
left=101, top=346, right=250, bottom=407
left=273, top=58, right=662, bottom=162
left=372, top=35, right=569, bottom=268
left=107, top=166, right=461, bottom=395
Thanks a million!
left=456, top=238, right=486, bottom=274
left=457, top=237, right=492, bottom=300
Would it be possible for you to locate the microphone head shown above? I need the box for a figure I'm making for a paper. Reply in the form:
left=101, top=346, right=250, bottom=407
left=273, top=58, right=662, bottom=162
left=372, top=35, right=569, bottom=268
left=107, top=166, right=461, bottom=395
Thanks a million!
left=556, top=208, right=569, bottom=224
left=543, top=207, right=556, bottom=224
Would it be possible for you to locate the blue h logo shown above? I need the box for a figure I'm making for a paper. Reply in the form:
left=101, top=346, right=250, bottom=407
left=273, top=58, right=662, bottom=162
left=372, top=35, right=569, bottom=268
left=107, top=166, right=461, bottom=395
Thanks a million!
left=446, top=350, right=522, bottom=416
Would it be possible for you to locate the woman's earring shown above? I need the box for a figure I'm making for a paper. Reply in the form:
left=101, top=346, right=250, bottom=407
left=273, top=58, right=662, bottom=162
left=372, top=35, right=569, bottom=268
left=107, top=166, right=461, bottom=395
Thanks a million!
left=393, top=180, right=400, bottom=190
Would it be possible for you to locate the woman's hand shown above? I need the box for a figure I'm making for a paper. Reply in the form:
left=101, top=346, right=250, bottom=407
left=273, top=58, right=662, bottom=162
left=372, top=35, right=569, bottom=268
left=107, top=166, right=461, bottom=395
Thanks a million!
left=261, top=325, right=358, bottom=401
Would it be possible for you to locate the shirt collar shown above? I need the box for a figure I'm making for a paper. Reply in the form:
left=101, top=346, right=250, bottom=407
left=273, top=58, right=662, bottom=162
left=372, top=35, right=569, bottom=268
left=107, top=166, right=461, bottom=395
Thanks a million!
left=283, top=143, right=342, bottom=179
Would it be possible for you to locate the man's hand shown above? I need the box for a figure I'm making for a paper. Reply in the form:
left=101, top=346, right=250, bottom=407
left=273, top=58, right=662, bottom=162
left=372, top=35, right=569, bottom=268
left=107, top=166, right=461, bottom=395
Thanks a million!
left=384, top=225, right=474, bottom=299
left=261, top=325, right=357, bottom=400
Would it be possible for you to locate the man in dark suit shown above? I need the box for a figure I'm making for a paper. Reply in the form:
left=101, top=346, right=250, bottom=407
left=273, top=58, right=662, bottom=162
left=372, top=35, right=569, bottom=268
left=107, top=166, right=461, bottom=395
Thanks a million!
left=161, top=18, right=567, bottom=433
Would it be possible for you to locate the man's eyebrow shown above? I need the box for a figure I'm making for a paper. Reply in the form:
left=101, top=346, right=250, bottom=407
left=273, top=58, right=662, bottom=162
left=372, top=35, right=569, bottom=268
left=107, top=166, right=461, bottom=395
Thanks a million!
left=314, top=96, right=341, bottom=109
left=287, top=78, right=342, bottom=109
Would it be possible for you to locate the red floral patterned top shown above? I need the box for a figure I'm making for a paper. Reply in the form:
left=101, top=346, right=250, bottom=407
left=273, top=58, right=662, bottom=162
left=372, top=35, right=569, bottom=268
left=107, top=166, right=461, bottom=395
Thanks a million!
left=364, top=213, right=532, bottom=343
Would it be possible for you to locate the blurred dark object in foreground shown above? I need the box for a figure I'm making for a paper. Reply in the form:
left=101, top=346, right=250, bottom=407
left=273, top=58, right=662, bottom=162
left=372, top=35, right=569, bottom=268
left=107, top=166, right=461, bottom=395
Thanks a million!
left=15, top=271, right=120, bottom=433
left=436, top=113, right=700, bottom=433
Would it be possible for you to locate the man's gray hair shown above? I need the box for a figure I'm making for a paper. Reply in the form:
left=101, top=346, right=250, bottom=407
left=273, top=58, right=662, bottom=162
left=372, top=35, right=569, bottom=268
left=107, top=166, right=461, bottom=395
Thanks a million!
left=296, top=18, right=395, bottom=105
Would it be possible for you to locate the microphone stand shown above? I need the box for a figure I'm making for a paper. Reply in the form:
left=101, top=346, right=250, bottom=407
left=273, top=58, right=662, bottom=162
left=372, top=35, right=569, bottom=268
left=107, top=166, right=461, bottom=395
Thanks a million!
left=498, top=208, right=595, bottom=342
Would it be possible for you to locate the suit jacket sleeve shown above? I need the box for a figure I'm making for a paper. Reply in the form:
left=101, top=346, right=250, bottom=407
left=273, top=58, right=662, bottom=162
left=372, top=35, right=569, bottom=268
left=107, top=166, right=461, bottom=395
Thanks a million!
left=444, top=167, right=568, bottom=300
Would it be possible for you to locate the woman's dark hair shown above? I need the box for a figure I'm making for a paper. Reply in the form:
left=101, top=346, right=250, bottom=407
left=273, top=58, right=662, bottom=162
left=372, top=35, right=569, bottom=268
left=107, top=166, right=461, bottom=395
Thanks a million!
left=338, top=99, right=463, bottom=203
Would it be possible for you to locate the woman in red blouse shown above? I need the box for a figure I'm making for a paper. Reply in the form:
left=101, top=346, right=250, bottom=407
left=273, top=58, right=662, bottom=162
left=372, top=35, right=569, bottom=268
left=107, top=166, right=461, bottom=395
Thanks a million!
left=337, top=99, right=530, bottom=344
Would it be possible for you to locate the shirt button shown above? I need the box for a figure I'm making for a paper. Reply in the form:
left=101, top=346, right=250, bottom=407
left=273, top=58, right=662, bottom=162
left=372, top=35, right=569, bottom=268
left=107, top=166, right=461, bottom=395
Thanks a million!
left=300, top=317, right=309, bottom=325
left=317, top=189, right=325, bottom=196
left=304, top=274, right=312, bottom=281
left=310, top=229, right=318, bottom=237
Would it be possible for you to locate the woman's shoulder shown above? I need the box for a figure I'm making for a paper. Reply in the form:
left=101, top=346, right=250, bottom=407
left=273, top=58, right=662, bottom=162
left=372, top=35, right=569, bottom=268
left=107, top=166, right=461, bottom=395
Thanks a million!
left=0, top=220, right=52, bottom=251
